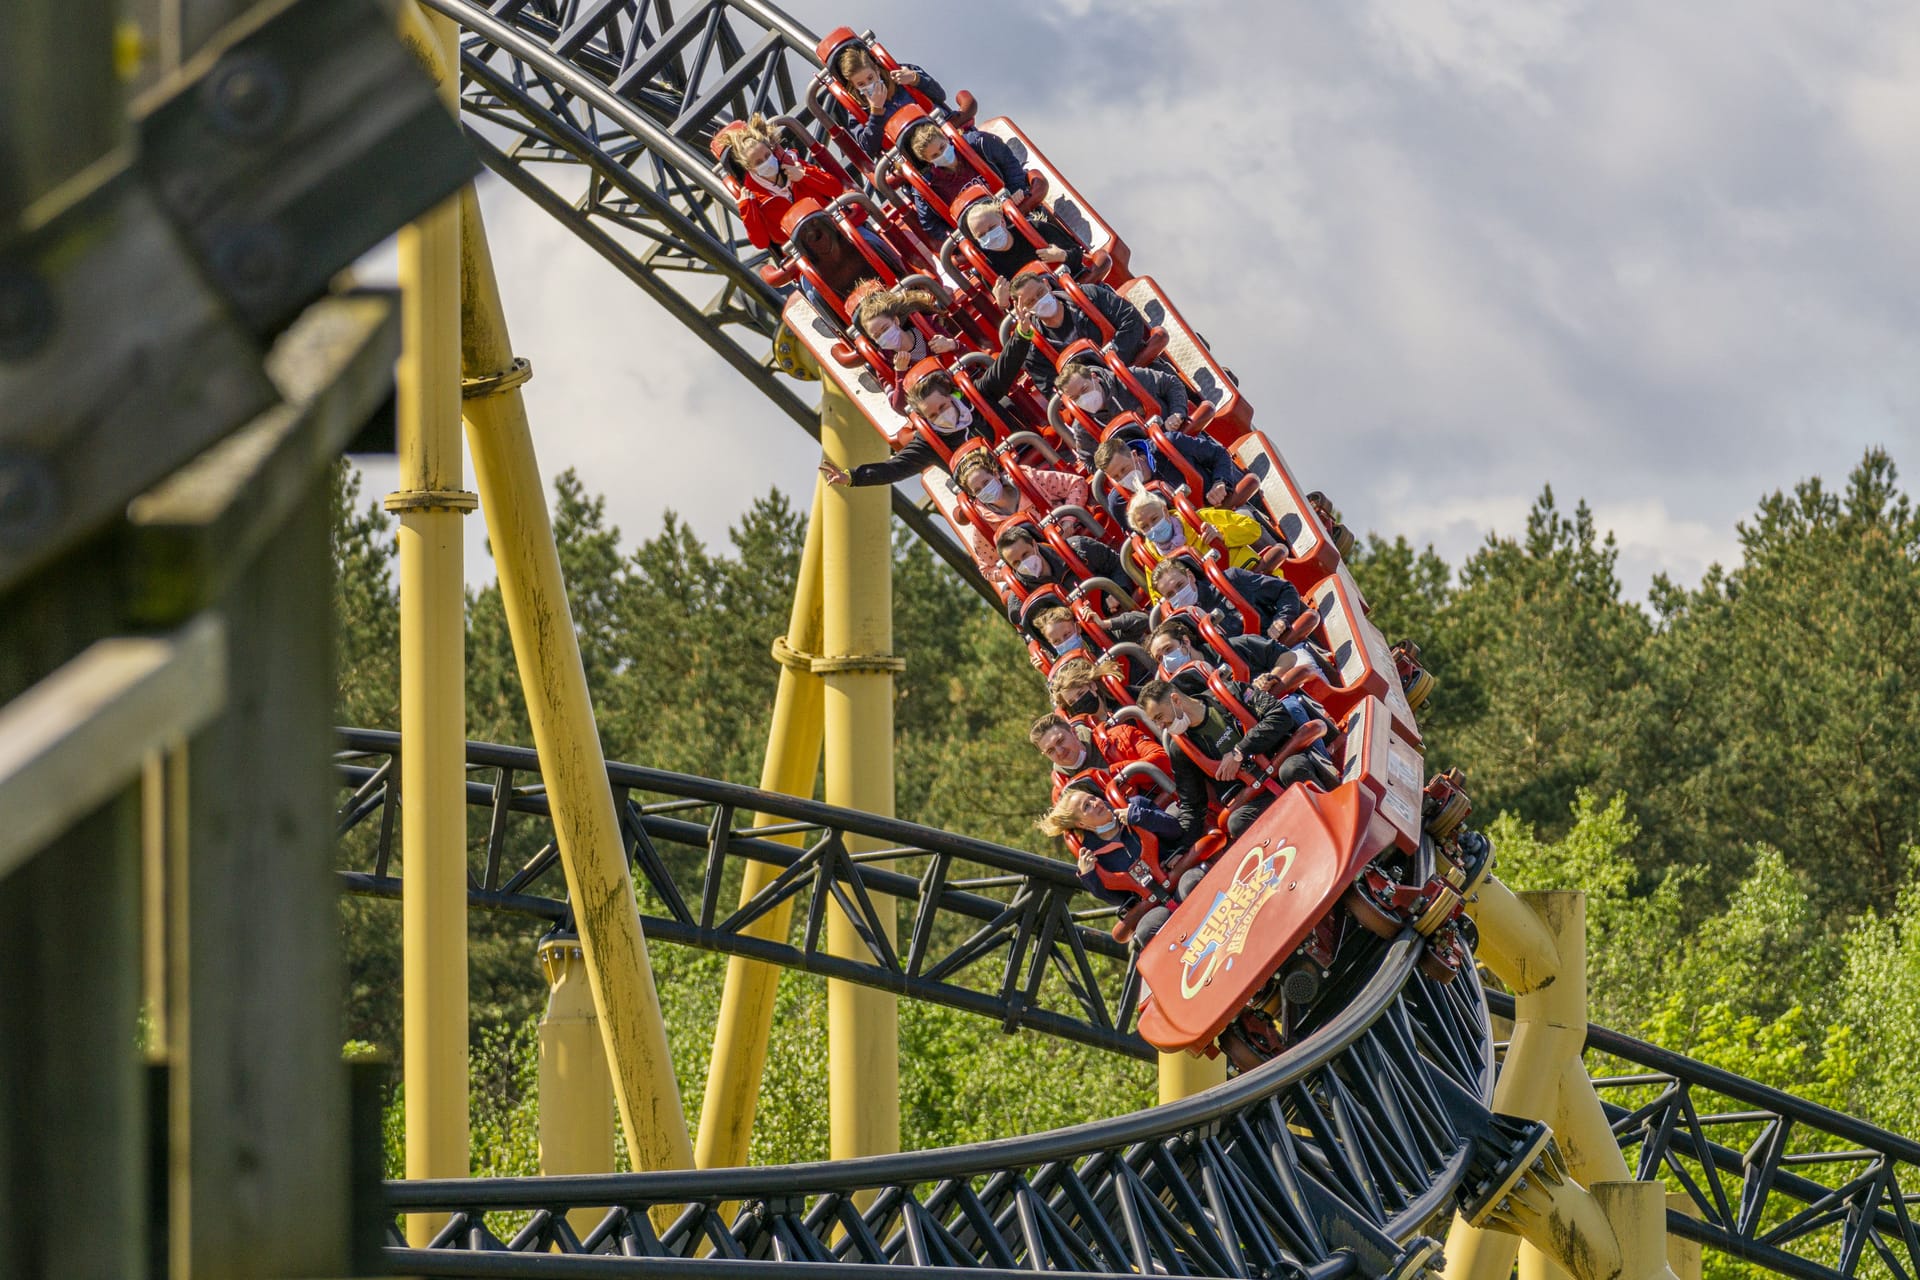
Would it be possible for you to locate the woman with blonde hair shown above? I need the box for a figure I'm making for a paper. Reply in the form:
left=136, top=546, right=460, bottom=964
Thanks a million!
left=849, top=280, right=959, bottom=376
left=716, top=114, right=843, bottom=250
left=1037, top=784, right=1197, bottom=944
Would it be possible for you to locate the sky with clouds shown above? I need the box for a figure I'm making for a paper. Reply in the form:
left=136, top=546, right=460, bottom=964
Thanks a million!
left=356, top=0, right=1918, bottom=599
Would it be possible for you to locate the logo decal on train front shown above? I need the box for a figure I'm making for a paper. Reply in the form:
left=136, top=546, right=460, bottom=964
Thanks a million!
left=1178, top=840, right=1298, bottom=999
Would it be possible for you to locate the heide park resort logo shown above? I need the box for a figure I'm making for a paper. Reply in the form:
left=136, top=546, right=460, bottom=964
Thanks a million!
left=1178, top=840, right=1299, bottom=999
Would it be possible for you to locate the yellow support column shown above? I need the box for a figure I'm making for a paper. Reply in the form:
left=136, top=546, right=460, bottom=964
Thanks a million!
left=456, top=186, right=695, bottom=1180
left=538, top=933, right=617, bottom=1236
left=1666, top=1193, right=1703, bottom=1280
left=1159, top=1050, right=1227, bottom=1104
left=392, top=7, right=471, bottom=1244
left=1445, top=888, right=1585, bottom=1280
left=818, top=381, right=902, bottom=1163
left=696, top=482, right=827, bottom=1170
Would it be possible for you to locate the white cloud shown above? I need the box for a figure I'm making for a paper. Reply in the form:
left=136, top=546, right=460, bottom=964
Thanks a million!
left=384, top=0, right=1917, bottom=606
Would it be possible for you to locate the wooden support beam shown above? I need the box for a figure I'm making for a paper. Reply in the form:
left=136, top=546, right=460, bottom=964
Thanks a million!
left=0, top=617, right=226, bottom=882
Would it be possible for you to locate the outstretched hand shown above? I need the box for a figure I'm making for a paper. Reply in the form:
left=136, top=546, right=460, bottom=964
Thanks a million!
left=819, top=459, right=851, bottom=486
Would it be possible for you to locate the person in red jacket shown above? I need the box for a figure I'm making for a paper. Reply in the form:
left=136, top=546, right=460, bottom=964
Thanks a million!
left=715, top=117, right=845, bottom=250
left=1029, top=710, right=1170, bottom=790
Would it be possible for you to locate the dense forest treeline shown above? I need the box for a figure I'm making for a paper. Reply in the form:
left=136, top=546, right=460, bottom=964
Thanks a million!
left=333, top=449, right=1920, bottom=1211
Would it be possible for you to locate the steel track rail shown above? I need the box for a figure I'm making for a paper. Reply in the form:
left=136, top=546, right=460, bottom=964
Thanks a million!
left=1489, top=992, right=1920, bottom=1280
left=388, top=938, right=1512, bottom=1276
left=425, top=0, right=994, bottom=602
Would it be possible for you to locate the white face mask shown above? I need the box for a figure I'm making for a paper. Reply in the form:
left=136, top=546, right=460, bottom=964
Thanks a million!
left=1159, top=646, right=1193, bottom=675
left=1119, top=471, right=1145, bottom=494
left=974, top=477, right=1006, bottom=505
left=929, top=398, right=974, bottom=434
left=1164, top=710, right=1191, bottom=736
left=1167, top=583, right=1199, bottom=610
left=1146, top=516, right=1179, bottom=548
left=1089, top=818, right=1120, bottom=838
left=977, top=225, right=1012, bottom=252
left=1075, top=386, right=1104, bottom=412
left=931, top=141, right=957, bottom=168
left=1031, top=292, right=1063, bottom=322
left=1016, top=553, right=1045, bottom=577
left=871, top=321, right=908, bottom=351
left=753, top=154, right=781, bottom=180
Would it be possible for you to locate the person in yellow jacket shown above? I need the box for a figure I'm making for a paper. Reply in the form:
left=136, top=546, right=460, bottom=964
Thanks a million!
left=1124, top=490, right=1264, bottom=597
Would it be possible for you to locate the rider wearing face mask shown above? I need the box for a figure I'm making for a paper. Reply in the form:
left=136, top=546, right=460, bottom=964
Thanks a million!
left=1149, top=557, right=1310, bottom=653
left=819, top=318, right=1037, bottom=491
left=1125, top=491, right=1267, bottom=579
left=1036, top=783, right=1197, bottom=944
left=1006, top=265, right=1151, bottom=396
left=959, top=193, right=1085, bottom=286
left=992, top=528, right=1140, bottom=643
left=1138, top=677, right=1320, bottom=844
left=896, top=116, right=1031, bottom=239
left=850, top=282, right=962, bottom=408
left=719, top=116, right=847, bottom=251
left=951, top=450, right=1093, bottom=575
left=1053, top=355, right=1191, bottom=466
left=1092, top=431, right=1250, bottom=526
left=833, top=44, right=948, bottom=161
left=1147, top=612, right=1319, bottom=707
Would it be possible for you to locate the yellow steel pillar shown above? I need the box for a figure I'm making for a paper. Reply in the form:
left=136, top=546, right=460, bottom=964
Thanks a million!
left=1595, top=1181, right=1683, bottom=1280
left=538, top=933, right=617, bottom=1236
left=392, top=7, right=471, bottom=1245
left=818, top=381, right=902, bottom=1162
left=1666, top=1193, right=1703, bottom=1280
left=1447, top=886, right=1639, bottom=1280
left=696, top=481, right=827, bottom=1169
left=1159, top=1050, right=1226, bottom=1104
left=456, top=186, right=695, bottom=1179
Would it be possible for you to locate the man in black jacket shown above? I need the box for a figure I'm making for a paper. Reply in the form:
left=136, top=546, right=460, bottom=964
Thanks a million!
left=1137, top=677, right=1329, bottom=844
left=1150, top=558, right=1305, bottom=639
left=1007, top=266, right=1151, bottom=396
left=819, top=329, right=1034, bottom=490
left=994, top=526, right=1145, bottom=640
left=1093, top=431, right=1247, bottom=520
left=1054, top=355, right=1190, bottom=466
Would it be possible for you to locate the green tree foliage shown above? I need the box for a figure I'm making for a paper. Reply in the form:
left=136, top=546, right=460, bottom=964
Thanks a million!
left=333, top=447, right=1920, bottom=1188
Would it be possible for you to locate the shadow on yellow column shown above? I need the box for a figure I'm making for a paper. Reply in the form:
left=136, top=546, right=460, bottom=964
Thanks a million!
left=817, top=382, right=901, bottom=1166
left=696, top=482, right=827, bottom=1170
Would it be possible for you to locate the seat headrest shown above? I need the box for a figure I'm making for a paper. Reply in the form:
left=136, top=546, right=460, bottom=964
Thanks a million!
left=885, top=107, right=932, bottom=149
left=815, top=27, right=861, bottom=68
left=708, top=120, right=749, bottom=162
left=779, top=198, right=829, bottom=240
left=948, top=181, right=995, bottom=225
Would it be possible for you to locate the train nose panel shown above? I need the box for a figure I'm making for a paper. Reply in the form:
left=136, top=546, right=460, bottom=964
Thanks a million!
left=1135, top=782, right=1376, bottom=1054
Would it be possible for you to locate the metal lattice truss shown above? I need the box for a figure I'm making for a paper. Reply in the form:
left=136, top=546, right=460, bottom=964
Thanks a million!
left=424, top=0, right=991, bottom=596
left=386, top=938, right=1516, bottom=1278
left=1482, top=993, right=1920, bottom=1280
left=338, top=729, right=1157, bottom=1058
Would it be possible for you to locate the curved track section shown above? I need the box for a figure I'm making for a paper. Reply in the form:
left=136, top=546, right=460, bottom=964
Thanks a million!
left=388, top=937, right=1503, bottom=1277
left=338, top=728, right=1147, bottom=1057
left=1489, top=993, right=1920, bottom=1280
left=424, top=0, right=993, bottom=598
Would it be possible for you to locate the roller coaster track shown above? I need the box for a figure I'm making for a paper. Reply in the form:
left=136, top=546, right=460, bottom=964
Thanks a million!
left=386, top=928, right=1503, bottom=1279
left=331, top=3, right=1919, bottom=1276
left=425, top=0, right=995, bottom=599
left=338, top=735, right=1920, bottom=1279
